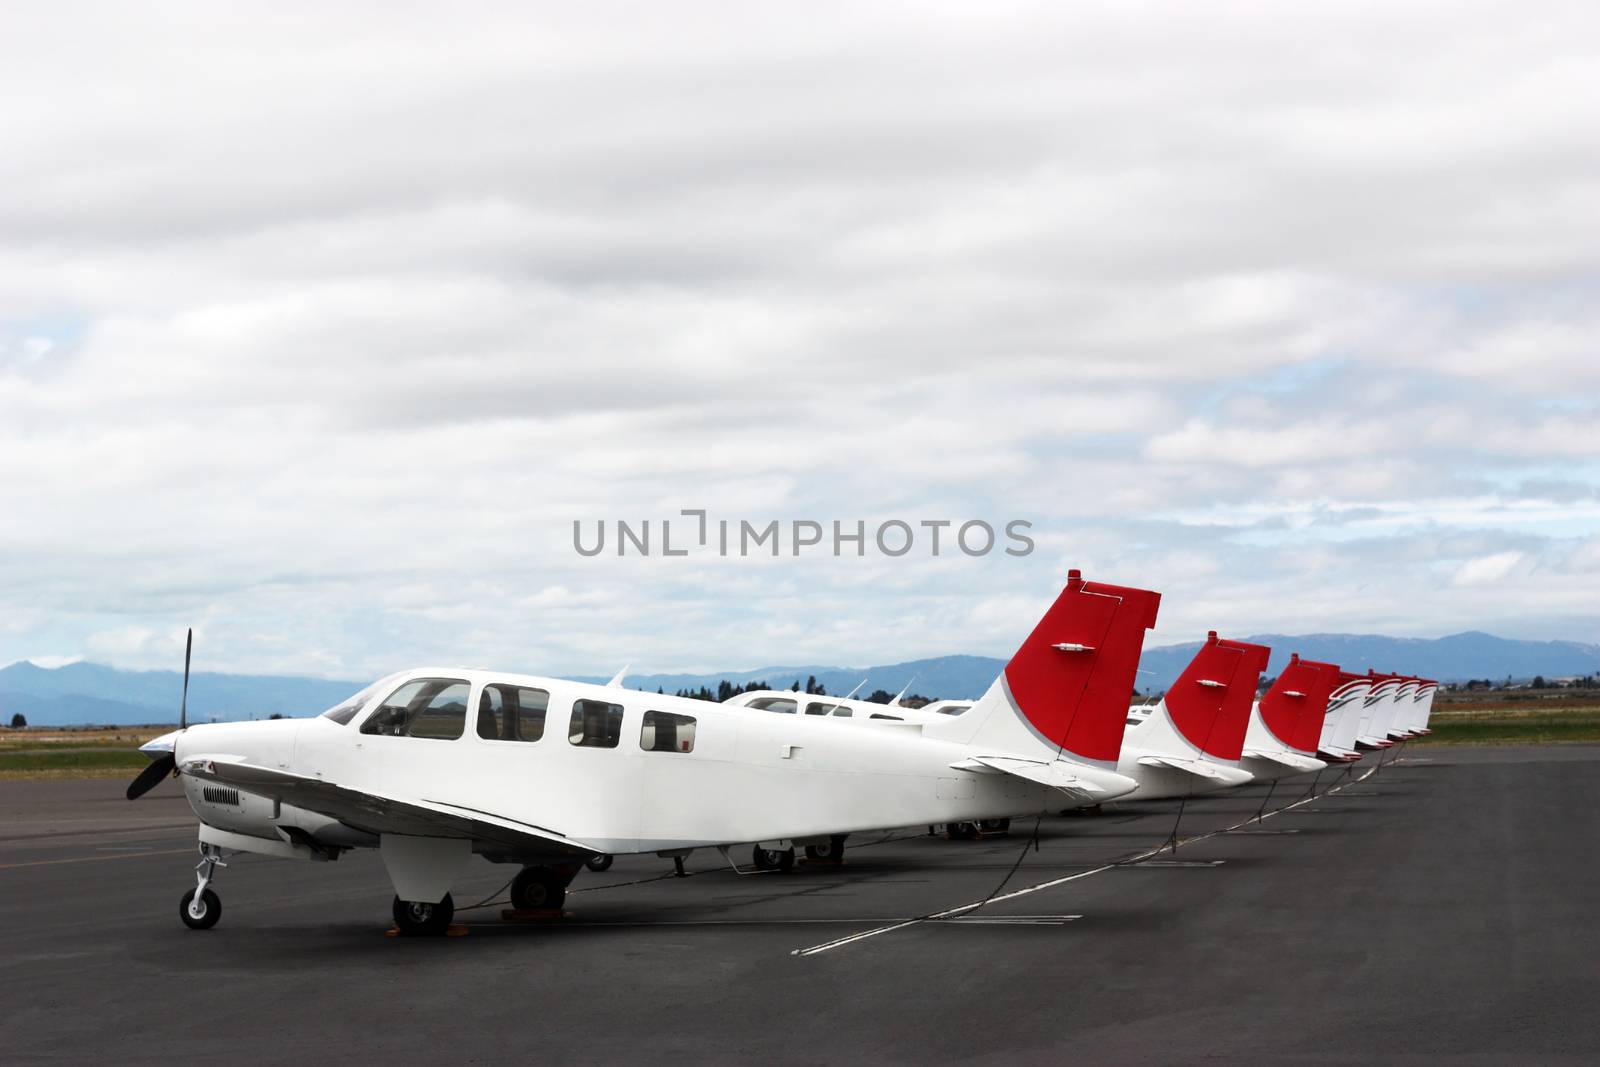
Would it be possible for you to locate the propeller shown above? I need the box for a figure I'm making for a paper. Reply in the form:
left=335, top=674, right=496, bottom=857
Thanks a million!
left=126, top=628, right=191, bottom=801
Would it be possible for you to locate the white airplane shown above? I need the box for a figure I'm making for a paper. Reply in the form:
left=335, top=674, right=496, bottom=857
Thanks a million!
left=1238, top=654, right=1338, bottom=782
left=126, top=569, right=1160, bottom=934
left=1112, top=633, right=1269, bottom=800
left=1399, top=678, right=1438, bottom=736
left=1382, top=675, right=1430, bottom=740
left=1354, top=672, right=1405, bottom=750
left=739, top=632, right=1272, bottom=805
left=1317, top=671, right=1373, bottom=763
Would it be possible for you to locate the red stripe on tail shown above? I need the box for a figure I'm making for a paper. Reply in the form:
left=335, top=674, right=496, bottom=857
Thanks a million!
left=1002, top=570, right=1162, bottom=763
left=1213, top=638, right=1272, bottom=761
left=1262, top=655, right=1340, bottom=754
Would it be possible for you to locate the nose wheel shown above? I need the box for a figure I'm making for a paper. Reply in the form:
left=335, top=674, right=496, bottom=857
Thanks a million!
left=179, top=844, right=228, bottom=930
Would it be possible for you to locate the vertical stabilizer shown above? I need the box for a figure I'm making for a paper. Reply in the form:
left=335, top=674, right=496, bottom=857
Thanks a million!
left=923, top=570, right=1161, bottom=766
left=1260, top=654, right=1340, bottom=755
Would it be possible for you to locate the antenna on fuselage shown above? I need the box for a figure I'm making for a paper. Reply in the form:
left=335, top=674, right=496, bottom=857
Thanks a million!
left=606, top=665, right=629, bottom=688
left=888, top=675, right=916, bottom=707
left=842, top=678, right=867, bottom=700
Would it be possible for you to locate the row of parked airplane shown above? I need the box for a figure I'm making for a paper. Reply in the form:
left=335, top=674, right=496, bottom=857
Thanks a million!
left=126, top=570, right=1435, bottom=934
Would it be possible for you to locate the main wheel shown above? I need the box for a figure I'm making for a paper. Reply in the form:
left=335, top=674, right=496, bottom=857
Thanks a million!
left=947, top=821, right=980, bottom=840
left=584, top=853, right=614, bottom=873
left=392, top=893, right=454, bottom=936
left=979, top=818, right=1011, bottom=833
left=179, top=887, right=221, bottom=930
left=752, top=845, right=795, bottom=872
left=511, top=866, right=567, bottom=911
left=804, top=834, right=847, bottom=862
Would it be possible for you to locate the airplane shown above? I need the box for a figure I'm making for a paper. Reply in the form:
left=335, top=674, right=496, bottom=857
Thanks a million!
left=737, top=631, right=1273, bottom=805
left=1400, top=678, right=1438, bottom=736
left=1318, top=671, right=1373, bottom=763
left=1238, top=654, right=1338, bottom=782
left=125, top=569, right=1161, bottom=934
left=1112, top=633, right=1270, bottom=800
left=1355, top=672, right=1406, bottom=750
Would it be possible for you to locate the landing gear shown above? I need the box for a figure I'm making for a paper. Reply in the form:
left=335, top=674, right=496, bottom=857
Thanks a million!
left=392, top=894, right=455, bottom=936
left=979, top=818, right=1011, bottom=834
left=946, top=821, right=980, bottom=840
left=179, top=843, right=227, bottom=930
left=751, top=844, right=795, bottom=872
left=584, top=853, right=614, bottom=873
left=180, top=888, right=221, bottom=930
left=803, top=835, right=848, bottom=863
left=511, top=866, right=569, bottom=911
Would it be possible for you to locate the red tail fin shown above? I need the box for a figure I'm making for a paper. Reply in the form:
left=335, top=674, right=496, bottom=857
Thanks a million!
left=1165, top=634, right=1270, bottom=760
left=1213, top=638, right=1272, bottom=761
left=1002, top=569, right=1162, bottom=763
left=1261, top=654, right=1340, bottom=754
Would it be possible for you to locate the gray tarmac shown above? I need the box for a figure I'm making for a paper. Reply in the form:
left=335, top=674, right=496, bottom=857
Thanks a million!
left=2, top=746, right=1598, bottom=1065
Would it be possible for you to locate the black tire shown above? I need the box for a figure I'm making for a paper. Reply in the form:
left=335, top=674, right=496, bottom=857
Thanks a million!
left=948, top=821, right=980, bottom=840
left=979, top=818, right=1011, bottom=833
left=584, top=854, right=614, bottom=873
left=804, top=834, right=847, bottom=862
left=179, top=887, right=221, bottom=930
left=392, top=893, right=454, bottom=936
left=752, top=845, right=795, bottom=872
left=511, top=867, right=567, bottom=911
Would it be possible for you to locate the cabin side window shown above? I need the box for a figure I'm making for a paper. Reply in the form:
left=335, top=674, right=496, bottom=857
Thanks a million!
left=569, top=699, right=625, bottom=748
left=640, top=710, right=697, bottom=753
left=360, top=679, right=470, bottom=740
left=804, top=701, right=843, bottom=716
left=747, top=696, right=798, bottom=714
left=477, top=684, right=549, bottom=742
left=870, top=713, right=903, bottom=721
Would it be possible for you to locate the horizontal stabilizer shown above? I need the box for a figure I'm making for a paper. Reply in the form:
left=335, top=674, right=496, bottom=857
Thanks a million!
left=182, top=757, right=598, bottom=858
left=1137, top=754, right=1243, bottom=783
left=951, top=755, right=1129, bottom=800
left=1244, top=749, right=1325, bottom=773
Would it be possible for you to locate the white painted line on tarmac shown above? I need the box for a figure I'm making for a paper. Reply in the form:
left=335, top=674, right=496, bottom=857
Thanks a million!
left=792, top=764, right=1377, bottom=958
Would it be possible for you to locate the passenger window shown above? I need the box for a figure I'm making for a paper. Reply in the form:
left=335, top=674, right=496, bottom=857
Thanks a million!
left=804, top=701, right=840, bottom=716
left=640, top=710, right=697, bottom=753
left=748, top=697, right=798, bottom=714
left=870, top=713, right=903, bottom=721
left=569, top=699, right=624, bottom=748
left=360, top=679, right=470, bottom=739
left=832, top=707, right=853, bottom=718
left=478, top=684, right=549, bottom=742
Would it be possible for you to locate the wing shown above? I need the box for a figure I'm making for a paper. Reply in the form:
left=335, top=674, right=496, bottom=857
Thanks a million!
left=182, top=757, right=598, bottom=858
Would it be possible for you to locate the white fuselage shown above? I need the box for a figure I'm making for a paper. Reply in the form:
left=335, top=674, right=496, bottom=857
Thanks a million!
left=171, top=668, right=1132, bottom=858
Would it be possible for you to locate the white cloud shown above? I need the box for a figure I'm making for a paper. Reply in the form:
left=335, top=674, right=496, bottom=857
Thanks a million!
left=1452, top=551, right=1527, bottom=587
left=1, top=2, right=1598, bottom=675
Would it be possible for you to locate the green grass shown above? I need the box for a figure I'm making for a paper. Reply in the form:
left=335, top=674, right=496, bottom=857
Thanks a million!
left=0, top=748, right=152, bottom=773
left=1413, top=707, right=1600, bottom=745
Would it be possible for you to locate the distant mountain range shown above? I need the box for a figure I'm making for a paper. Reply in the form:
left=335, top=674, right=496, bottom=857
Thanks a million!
left=4, top=630, right=1598, bottom=726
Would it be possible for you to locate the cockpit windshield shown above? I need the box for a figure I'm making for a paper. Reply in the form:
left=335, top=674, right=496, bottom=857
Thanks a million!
left=321, top=672, right=407, bottom=725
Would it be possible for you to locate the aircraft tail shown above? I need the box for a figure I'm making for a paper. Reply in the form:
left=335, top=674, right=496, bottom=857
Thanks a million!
left=1210, top=637, right=1272, bottom=761
left=1260, top=654, right=1340, bottom=755
left=923, top=569, right=1161, bottom=766
left=1323, top=671, right=1373, bottom=756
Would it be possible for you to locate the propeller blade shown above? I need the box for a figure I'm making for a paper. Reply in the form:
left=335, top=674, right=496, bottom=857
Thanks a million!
left=126, top=753, right=176, bottom=800
left=180, top=628, right=192, bottom=731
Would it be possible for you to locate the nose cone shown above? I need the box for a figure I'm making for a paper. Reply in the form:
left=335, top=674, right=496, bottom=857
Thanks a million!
left=140, top=730, right=180, bottom=756
left=170, top=717, right=303, bottom=772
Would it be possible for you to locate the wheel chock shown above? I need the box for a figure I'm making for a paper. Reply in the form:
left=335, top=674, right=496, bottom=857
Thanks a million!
left=384, top=923, right=470, bottom=937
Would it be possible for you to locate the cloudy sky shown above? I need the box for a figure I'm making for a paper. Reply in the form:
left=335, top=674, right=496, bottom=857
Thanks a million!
left=3, top=2, right=1598, bottom=680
